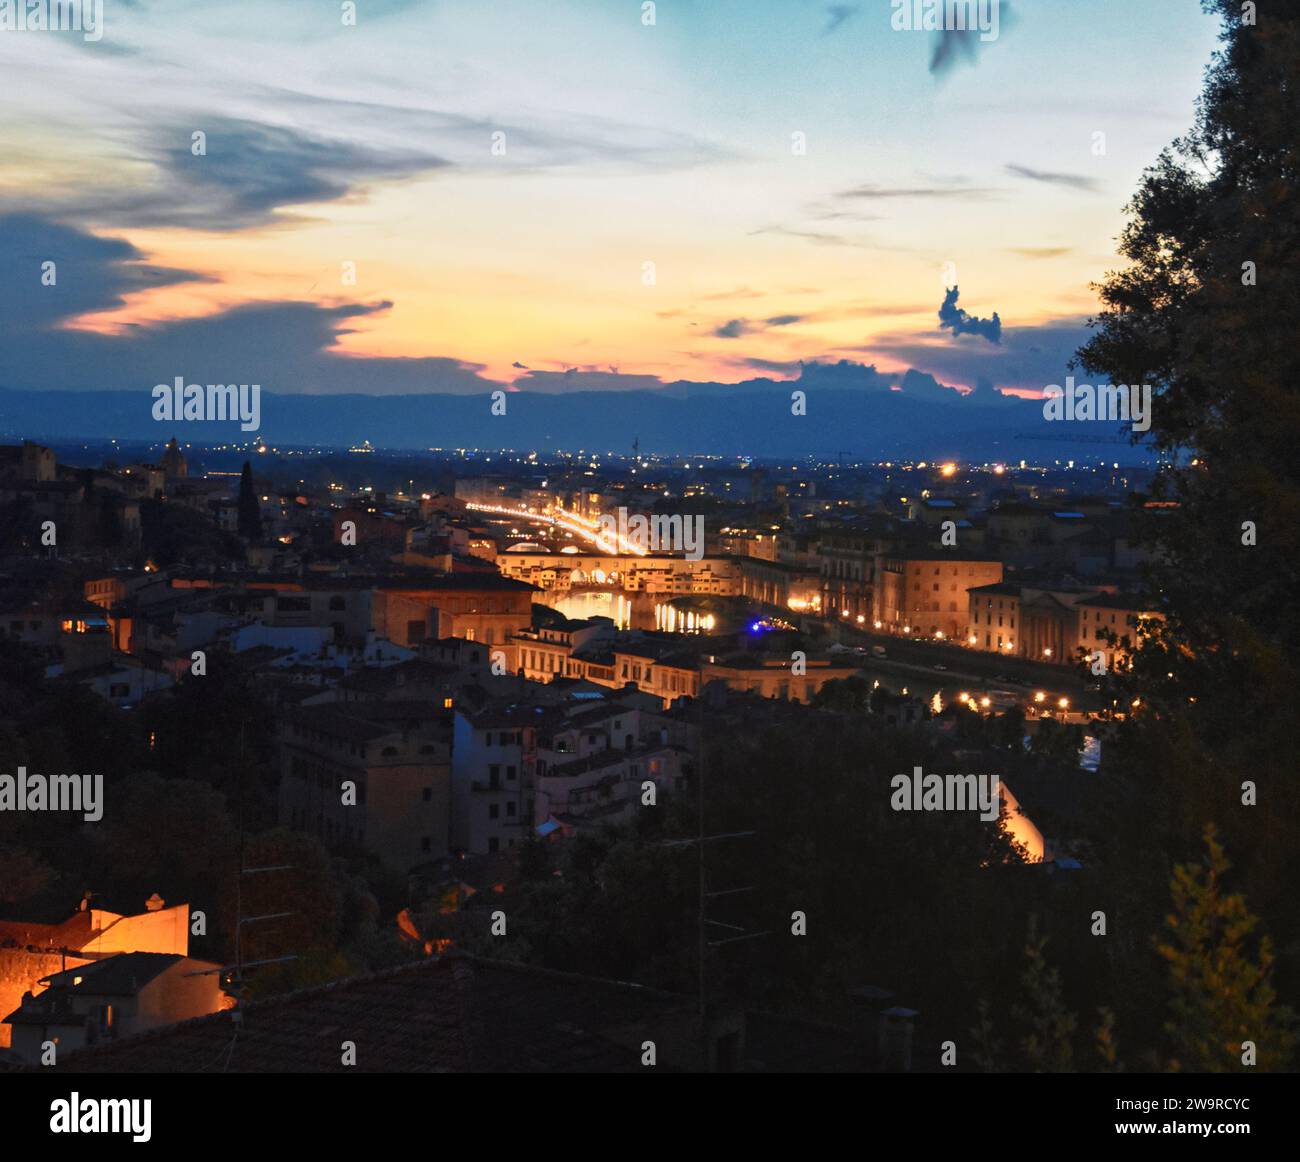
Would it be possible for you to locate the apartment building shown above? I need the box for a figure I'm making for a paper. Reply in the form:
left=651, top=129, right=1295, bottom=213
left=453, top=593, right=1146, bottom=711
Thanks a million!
left=278, top=702, right=452, bottom=870
left=450, top=708, right=542, bottom=855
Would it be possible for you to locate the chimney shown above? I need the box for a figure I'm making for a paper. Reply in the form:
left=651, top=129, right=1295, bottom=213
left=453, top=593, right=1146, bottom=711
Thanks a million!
left=145, top=892, right=166, bottom=912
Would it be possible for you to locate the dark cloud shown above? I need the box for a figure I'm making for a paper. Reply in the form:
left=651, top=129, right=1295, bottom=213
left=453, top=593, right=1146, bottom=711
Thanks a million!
left=835, top=183, right=998, bottom=201
left=713, top=314, right=803, bottom=339
left=0, top=214, right=211, bottom=327
left=9, top=100, right=732, bottom=235
left=938, top=286, right=1002, bottom=344
left=823, top=5, right=859, bottom=35
left=930, top=3, right=1014, bottom=78
left=1005, top=164, right=1101, bottom=193
left=727, top=357, right=804, bottom=375
left=714, top=319, right=750, bottom=339
left=966, top=376, right=1013, bottom=406
left=0, top=216, right=495, bottom=395
left=867, top=315, right=1093, bottom=394
left=511, top=368, right=664, bottom=393
left=49, top=119, right=450, bottom=232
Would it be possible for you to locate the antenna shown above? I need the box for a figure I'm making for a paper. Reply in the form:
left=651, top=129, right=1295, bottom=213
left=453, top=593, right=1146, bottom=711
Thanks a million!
left=219, top=725, right=297, bottom=1008
left=660, top=691, right=769, bottom=1066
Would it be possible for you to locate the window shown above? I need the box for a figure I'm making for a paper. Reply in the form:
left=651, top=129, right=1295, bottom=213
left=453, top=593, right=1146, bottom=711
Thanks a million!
left=506, top=765, right=517, bottom=780
left=422, top=788, right=432, bottom=801
left=328, top=596, right=346, bottom=612
left=421, top=837, right=431, bottom=852
left=488, top=837, right=499, bottom=853
left=506, top=802, right=516, bottom=817
left=489, top=804, right=499, bottom=819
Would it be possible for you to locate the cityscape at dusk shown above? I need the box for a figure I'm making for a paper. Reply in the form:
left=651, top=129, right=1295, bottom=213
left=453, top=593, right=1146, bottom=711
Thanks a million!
left=1, top=0, right=1297, bottom=1142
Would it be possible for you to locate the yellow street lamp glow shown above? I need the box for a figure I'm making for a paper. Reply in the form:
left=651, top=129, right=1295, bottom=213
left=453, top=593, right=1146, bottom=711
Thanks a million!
left=1058, top=697, right=1070, bottom=710
left=979, top=696, right=991, bottom=708
left=1034, top=691, right=1046, bottom=703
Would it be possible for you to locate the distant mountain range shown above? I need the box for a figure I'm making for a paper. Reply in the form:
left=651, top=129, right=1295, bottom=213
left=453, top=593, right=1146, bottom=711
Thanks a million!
left=0, top=365, right=1152, bottom=462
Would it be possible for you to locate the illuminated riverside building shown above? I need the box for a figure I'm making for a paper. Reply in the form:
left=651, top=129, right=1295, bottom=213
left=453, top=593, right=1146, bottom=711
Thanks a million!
left=874, top=552, right=1004, bottom=641
left=966, top=584, right=1164, bottom=667
left=495, top=551, right=739, bottom=596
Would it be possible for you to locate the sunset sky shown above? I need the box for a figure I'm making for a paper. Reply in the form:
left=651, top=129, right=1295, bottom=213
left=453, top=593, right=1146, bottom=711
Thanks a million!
left=0, top=0, right=1220, bottom=398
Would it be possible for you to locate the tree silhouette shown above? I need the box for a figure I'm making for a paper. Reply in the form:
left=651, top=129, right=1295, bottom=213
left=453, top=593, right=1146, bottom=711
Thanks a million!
left=1075, top=0, right=1300, bottom=998
left=1156, top=825, right=1294, bottom=1072
left=237, top=459, right=262, bottom=542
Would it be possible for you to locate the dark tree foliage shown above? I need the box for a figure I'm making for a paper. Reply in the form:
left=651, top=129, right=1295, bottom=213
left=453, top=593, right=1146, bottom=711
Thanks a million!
left=1076, top=0, right=1300, bottom=1015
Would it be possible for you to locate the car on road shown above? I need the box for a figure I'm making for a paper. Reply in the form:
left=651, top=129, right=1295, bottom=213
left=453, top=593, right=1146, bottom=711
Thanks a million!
left=932, top=663, right=948, bottom=671
left=872, top=645, right=887, bottom=658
